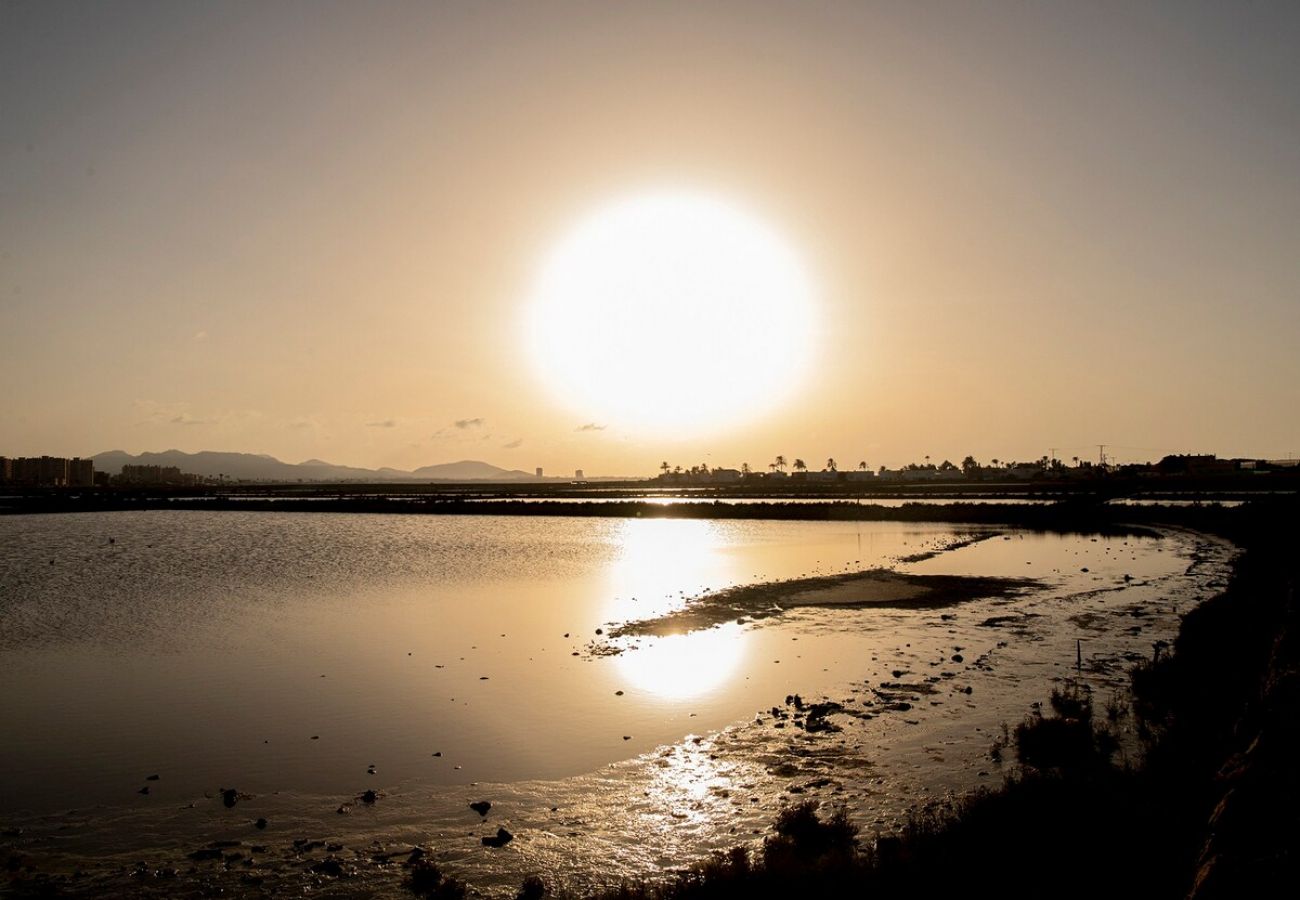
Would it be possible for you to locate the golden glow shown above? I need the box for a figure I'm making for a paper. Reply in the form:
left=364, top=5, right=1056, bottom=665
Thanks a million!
left=524, top=191, right=817, bottom=436
left=614, top=624, right=747, bottom=701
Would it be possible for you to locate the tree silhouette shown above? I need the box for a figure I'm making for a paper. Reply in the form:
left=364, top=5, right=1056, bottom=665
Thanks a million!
left=793, top=458, right=807, bottom=473
left=741, top=462, right=751, bottom=475
left=826, top=458, right=837, bottom=472
left=774, top=455, right=787, bottom=473
left=858, top=460, right=868, bottom=471
left=660, top=461, right=670, bottom=476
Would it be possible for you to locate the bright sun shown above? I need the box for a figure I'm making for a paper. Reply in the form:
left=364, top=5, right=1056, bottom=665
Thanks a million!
left=525, top=191, right=818, bottom=436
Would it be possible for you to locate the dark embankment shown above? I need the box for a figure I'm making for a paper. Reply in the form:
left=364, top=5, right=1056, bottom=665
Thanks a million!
left=594, top=502, right=1299, bottom=900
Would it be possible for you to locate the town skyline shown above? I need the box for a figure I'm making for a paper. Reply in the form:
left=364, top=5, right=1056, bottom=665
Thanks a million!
left=4, top=444, right=1294, bottom=488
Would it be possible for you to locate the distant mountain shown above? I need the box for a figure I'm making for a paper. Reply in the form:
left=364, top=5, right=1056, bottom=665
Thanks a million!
left=91, top=450, right=541, bottom=483
left=410, top=459, right=531, bottom=481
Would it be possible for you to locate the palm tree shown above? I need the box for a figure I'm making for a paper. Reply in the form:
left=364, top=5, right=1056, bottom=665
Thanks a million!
left=774, top=455, right=787, bottom=473
left=741, top=462, right=751, bottom=475
left=858, top=460, right=868, bottom=471
left=660, top=461, right=670, bottom=476
left=826, top=458, right=837, bottom=472
left=793, top=458, right=807, bottom=473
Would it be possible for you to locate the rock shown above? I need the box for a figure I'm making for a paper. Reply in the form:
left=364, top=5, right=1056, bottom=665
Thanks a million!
left=482, top=827, right=514, bottom=848
left=138, top=786, right=150, bottom=795
left=310, top=857, right=346, bottom=877
left=255, top=818, right=267, bottom=830
left=951, top=654, right=964, bottom=663
left=614, top=690, right=624, bottom=696
left=361, top=789, right=379, bottom=804
left=188, top=847, right=223, bottom=861
left=623, top=735, right=631, bottom=741
left=410, top=859, right=456, bottom=893
left=337, top=805, right=350, bottom=814
left=595, top=628, right=603, bottom=635
left=145, top=774, right=160, bottom=781
left=432, top=751, right=442, bottom=757
left=221, top=788, right=238, bottom=808
left=470, top=801, right=492, bottom=817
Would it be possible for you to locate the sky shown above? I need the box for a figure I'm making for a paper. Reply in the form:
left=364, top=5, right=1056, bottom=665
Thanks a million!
left=2, top=0, right=1297, bottom=475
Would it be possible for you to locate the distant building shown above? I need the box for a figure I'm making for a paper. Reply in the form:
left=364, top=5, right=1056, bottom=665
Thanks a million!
left=535, top=467, right=544, bottom=478
left=0, top=455, right=95, bottom=487
left=1, top=455, right=88, bottom=486
left=69, top=457, right=94, bottom=487
left=117, top=465, right=198, bottom=485
left=708, top=468, right=741, bottom=483
left=574, top=469, right=584, bottom=479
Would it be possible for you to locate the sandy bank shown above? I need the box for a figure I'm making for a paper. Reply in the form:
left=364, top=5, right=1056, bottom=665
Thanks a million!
left=599, top=568, right=1041, bottom=645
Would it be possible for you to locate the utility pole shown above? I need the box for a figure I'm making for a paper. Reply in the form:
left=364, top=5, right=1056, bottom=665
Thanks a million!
left=1098, top=444, right=1107, bottom=467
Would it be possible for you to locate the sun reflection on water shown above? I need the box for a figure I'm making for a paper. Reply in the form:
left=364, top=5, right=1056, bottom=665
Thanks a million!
left=614, top=623, right=747, bottom=700
left=602, top=519, right=749, bottom=699
left=603, top=518, right=734, bottom=622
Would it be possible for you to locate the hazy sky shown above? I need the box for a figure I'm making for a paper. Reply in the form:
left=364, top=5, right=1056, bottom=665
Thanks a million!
left=3, top=1, right=1297, bottom=474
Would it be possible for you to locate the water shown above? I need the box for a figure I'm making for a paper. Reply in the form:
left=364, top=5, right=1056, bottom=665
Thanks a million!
left=0, top=511, right=1234, bottom=896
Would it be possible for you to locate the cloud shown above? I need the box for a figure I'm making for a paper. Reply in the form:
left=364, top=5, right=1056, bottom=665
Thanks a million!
left=503, top=438, right=523, bottom=449
left=132, top=399, right=263, bottom=431
left=367, top=419, right=397, bottom=428
left=454, top=417, right=485, bottom=429
left=575, top=422, right=606, bottom=432
left=192, top=330, right=208, bottom=342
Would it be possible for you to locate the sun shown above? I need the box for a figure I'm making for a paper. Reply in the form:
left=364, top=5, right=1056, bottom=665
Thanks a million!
left=524, top=191, right=818, bottom=436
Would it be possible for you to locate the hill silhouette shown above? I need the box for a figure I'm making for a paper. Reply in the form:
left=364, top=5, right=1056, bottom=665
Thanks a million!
left=91, top=450, right=538, bottom=483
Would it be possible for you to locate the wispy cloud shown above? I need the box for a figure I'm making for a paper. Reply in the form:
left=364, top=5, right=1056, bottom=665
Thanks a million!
left=367, top=419, right=397, bottom=428
left=455, top=417, right=485, bottom=429
left=575, top=422, right=606, bottom=432
left=131, top=399, right=262, bottom=431
left=192, top=330, right=208, bottom=342
left=170, top=413, right=215, bottom=426
left=503, top=438, right=523, bottom=449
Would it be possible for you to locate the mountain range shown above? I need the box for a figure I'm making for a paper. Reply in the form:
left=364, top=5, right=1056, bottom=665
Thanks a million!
left=91, top=450, right=543, bottom=483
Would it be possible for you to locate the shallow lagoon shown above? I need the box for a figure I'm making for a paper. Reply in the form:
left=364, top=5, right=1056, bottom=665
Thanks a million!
left=0, top=511, right=1234, bottom=896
